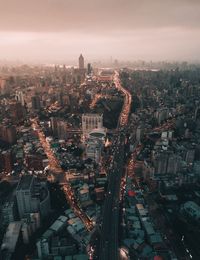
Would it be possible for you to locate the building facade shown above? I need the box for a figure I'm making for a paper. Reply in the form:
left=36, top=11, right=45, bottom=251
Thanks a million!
left=82, top=114, right=103, bottom=136
left=16, top=175, right=50, bottom=219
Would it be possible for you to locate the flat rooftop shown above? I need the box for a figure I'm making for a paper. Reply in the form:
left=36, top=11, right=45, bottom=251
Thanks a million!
left=1, top=221, right=22, bottom=253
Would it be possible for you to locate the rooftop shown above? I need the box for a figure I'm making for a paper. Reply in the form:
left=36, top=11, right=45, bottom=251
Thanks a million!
left=183, top=201, right=200, bottom=220
left=1, top=221, right=22, bottom=253
left=16, top=175, right=34, bottom=191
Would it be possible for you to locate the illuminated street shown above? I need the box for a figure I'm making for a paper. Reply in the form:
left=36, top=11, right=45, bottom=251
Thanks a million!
left=99, top=70, right=132, bottom=260
left=30, top=118, right=94, bottom=232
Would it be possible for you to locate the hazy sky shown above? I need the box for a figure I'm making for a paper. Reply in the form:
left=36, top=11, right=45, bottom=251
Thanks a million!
left=0, top=0, right=200, bottom=63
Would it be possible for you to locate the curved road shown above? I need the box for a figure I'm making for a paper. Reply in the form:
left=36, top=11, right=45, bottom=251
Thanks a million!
left=31, top=118, right=94, bottom=232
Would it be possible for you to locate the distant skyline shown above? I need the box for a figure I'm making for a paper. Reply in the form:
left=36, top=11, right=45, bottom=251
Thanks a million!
left=0, top=0, right=200, bottom=62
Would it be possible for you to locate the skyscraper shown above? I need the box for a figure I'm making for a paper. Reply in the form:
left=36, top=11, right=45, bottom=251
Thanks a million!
left=87, top=63, right=92, bottom=75
left=79, top=54, right=84, bottom=70
left=16, top=175, right=50, bottom=219
left=15, top=91, right=25, bottom=106
left=31, top=95, right=41, bottom=110
left=1, top=150, right=13, bottom=173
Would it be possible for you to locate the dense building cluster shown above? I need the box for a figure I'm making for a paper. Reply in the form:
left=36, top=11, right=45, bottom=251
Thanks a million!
left=0, top=59, right=200, bottom=259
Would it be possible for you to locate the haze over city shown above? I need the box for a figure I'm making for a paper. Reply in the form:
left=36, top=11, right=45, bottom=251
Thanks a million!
left=1, top=0, right=200, bottom=62
left=1, top=1, right=200, bottom=260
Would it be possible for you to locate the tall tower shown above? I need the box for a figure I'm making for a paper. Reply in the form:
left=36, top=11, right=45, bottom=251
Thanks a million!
left=79, top=54, right=84, bottom=70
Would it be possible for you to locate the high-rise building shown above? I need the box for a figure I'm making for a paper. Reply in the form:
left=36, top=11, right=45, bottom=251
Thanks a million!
left=57, top=120, right=68, bottom=140
left=185, top=149, right=195, bottom=165
left=154, top=151, right=168, bottom=175
left=166, top=154, right=180, bottom=174
left=21, top=212, right=40, bottom=244
left=82, top=114, right=103, bottom=136
left=7, top=126, right=17, bottom=144
left=0, top=125, right=17, bottom=144
left=154, top=150, right=180, bottom=176
left=31, top=95, right=41, bottom=110
left=50, top=117, right=58, bottom=136
left=1, top=150, right=13, bottom=173
left=0, top=78, right=10, bottom=95
left=1, top=221, right=22, bottom=260
left=195, top=106, right=200, bottom=121
left=15, top=91, right=25, bottom=106
left=155, top=108, right=169, bottom=124
left=136, top=125, right=144, bottom=142
left=87, top=63, right=92, bottom=75
left=2, top=201, right=17, bottom=227
left=16, top=175, right=50, bottom=219
left=9, top=102, right=25, bottom=123
left=79, top=54, right=84, bottom=70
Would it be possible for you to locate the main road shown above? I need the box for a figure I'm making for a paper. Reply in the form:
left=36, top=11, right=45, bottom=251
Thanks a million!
left=99, top=71, right=132, bottom=260
left=30, top=118, right=94, bottom=232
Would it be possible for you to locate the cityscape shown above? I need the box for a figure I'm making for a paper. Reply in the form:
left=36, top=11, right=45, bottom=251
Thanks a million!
left=1, top=1, right=200, bottom=260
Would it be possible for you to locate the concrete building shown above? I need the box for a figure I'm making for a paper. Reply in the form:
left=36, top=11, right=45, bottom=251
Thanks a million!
left=154, top=151, right=168, bottom=175
left=79, top=54, right=84, bottom=70
left=85, top=139, right=102, bottom=163
left=0, top=150, right=13, bottom=173
left=0, top=124, right=17, bottom=144
left=21, top=212, right=40, bottom=244
left=15, top=91, right=25, bottom=106
left=0, top=78, right=10, bottom=95
left=185, top=149, right=195, bottom=165
left=2, top=201, right=17, bottom=227
left=155, top=108, right=169, bottom=124
left=1, top=221, right=22, bottom=260
left=85, top=128, right=106, bottom=163
left=36, top=215, right=68, bottom=259
left=79, top=184, right=90, bottom=202
left=57, top=120, right=68, bottom=140
left=154, top=150, right=180, bottom=176
left=37, top=238, right=50, bottom=259
left=16, top=175, right=50, bottom=219
left=31, top=95, right=41, bottom=110
left=87, top=63, right=92, bottom=75
left=181, top=201, right=200, bottom=222
left=51, top=237, right=76, bottom=256
left=82, top=114, right=103, bottom=136
left=51, top=117, right=58, bottom=136
left=9, top=102, right=25, bottom=123
left=166, top=154, right=180, bottom=174
left=136, top=125, right=145, bottom=142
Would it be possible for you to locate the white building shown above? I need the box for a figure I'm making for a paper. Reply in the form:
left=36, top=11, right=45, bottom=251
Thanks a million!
left=15, top=91, right=25, bottom=106
left=86, top=139, right=102, bottom=163
left=85, top=128, right=106, bottom=163
left=82, top=114, right=103, bottom=137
